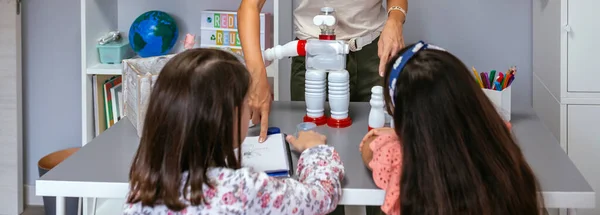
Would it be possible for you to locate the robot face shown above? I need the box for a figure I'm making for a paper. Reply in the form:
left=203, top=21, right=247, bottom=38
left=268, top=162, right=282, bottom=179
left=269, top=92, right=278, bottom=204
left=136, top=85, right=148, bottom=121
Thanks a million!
left=313, top=7, right=337, bottom=34
left=313, top=15, right=336, bottom=27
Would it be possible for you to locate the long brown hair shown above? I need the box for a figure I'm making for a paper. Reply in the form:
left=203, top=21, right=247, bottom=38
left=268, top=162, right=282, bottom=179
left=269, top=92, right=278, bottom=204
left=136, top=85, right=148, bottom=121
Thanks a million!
left=383, top=45, right=544, bottom=214
left=127, top=48, right=250, bottom=211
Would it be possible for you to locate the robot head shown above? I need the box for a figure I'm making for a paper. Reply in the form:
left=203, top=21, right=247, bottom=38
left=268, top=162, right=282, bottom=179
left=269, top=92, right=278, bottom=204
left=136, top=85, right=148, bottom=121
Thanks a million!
left=313, top=7, right=336, bottom=35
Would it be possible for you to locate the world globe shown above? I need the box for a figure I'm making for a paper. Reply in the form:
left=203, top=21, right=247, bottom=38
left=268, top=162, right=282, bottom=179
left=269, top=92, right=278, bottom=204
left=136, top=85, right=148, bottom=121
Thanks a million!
left=129, top=11, right=179, bottom=58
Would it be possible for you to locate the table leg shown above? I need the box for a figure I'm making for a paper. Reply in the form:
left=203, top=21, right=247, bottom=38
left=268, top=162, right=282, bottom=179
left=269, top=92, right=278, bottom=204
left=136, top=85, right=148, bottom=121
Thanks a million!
left=91, top=197, right=98, bottom=215
left=78, top=197, right=82, bottom=215
left=344, top=205, right=367, bottom=215
left=56, top=196, right=66, bottom=215
left=567, top=208, right=577, bottom=215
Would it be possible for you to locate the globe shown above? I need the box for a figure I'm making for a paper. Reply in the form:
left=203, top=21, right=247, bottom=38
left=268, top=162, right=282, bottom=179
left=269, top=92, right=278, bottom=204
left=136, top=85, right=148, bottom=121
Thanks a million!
left=129, top=11, right=179, bottom=58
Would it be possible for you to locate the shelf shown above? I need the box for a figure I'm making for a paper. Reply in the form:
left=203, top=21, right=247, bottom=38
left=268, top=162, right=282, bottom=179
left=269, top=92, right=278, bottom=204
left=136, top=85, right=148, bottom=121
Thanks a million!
left=87, top=64, right=123, bottom=75
left=82, top=0, right=285, bottom=146
left=87, top=60, right=278, bottom=77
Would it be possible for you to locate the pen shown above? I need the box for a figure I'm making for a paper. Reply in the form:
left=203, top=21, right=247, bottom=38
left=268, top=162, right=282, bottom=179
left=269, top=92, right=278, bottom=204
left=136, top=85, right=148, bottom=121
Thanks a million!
left=507, top=76, right=515, bottom=87
left=495, top=73, right=503, bottom=91
left=482, top=72, right=489, bottom=89
left=480, top=72, right=487, bottom=89
left=503, top=73, right=512, bottom=89
left=472, top=67, right=484, bottom=88
left=489, top=70, right=497, bottom=86
left=497, top=72, right=504, bottom=86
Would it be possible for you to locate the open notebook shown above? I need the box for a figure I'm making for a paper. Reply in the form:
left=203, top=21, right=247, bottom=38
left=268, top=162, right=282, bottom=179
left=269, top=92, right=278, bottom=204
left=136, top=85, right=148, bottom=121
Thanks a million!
left=239, top=133, right=293, bottom=178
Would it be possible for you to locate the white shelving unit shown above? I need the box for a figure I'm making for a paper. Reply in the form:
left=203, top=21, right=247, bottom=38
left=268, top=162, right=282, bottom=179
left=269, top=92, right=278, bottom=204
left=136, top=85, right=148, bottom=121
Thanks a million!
left=80, top=0, right=286, bottom=214
left=81, top=0, right=282, bottom=145
left=533, top=1, right=600, bottom=215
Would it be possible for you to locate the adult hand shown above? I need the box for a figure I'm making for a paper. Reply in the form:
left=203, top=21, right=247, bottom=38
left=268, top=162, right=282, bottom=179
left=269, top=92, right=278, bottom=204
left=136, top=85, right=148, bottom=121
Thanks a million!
left=248, top=67, right=272, bottom=142
left=286, top=131, right=327, bottom=153
left=378, top=15, right=405, bottom=77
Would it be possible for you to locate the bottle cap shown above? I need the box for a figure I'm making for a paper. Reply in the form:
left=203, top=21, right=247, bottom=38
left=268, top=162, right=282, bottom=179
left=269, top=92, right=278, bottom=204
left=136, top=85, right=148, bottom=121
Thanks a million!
left=267, top=127, right=281, bottom=135
left=321, top=7, right=335, bottom=13
left=296, top=122, right=317, bottom=132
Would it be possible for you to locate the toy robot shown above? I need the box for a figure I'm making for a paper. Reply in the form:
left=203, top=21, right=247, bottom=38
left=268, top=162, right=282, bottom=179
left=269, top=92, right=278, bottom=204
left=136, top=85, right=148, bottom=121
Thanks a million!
left=263, top=7, right=351, bottom=128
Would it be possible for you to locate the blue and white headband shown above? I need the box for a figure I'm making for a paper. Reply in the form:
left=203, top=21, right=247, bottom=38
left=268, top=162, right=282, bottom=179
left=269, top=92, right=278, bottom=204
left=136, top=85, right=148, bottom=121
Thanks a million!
left=388, top=40, right=445, bottom=106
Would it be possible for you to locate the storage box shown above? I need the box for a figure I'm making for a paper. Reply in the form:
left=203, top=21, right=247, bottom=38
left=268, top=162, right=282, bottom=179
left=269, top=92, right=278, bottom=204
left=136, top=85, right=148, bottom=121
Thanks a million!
left=122, top=54, right=174, bottom=136
left=97, top=40, right=134, bottom=64
left=483, top=86, right=511, bottom=121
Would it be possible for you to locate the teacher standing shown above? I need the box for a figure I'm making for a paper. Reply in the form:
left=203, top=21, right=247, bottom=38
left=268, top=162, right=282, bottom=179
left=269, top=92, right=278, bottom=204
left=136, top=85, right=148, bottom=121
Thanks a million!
left=238, top=0, right=407, bottom=142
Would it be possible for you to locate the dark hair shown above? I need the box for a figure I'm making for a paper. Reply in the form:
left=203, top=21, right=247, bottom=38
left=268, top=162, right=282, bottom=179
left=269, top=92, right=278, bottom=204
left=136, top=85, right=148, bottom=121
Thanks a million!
left=127, top=48, right=250, bottom=211
left=383, top=44, right=544, bottom=215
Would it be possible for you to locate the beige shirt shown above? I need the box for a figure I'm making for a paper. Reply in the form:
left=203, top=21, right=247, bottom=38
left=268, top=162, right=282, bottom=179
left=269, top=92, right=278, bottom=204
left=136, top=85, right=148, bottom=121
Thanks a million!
left=294, top=0, right=387, bottom=41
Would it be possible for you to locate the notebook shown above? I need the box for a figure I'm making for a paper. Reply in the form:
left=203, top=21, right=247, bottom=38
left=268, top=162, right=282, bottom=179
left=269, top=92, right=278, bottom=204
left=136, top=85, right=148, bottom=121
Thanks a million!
left=239, top=133, right=293, bottom=178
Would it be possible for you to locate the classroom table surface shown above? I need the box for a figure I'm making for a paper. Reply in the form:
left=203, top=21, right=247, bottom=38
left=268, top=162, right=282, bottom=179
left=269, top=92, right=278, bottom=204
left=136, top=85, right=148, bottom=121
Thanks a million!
left=36, top=101, right=595, bottom=208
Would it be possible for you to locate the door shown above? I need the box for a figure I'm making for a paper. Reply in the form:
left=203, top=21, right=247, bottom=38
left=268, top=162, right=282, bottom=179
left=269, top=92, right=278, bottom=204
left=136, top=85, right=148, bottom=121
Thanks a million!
left=567, top=0, right=600, bottom=92
left=568, top=105, right=600, bottom=215
left=0, top=0, right=24, bottom=214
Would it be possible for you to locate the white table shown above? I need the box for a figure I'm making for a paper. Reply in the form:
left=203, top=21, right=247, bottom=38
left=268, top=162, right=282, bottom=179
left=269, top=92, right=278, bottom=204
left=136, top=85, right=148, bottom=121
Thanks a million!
left=36, top=102, right=595, bottom=215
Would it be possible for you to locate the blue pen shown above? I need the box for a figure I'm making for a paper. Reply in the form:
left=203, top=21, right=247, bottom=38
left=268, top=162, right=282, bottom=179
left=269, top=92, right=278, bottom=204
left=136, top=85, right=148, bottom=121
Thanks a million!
left=495, top=82, right=502, bottom=91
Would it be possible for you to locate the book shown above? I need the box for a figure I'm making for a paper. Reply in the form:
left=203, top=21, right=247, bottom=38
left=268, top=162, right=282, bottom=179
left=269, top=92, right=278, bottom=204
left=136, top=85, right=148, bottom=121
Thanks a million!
left=92, top=75, right=99, bottom=135
left=93, top=75, right=113, bottom=136
left=110, top=83, right=122, bottom=123
left=239, top=133, right=292, bottom=177
left=103, top=76, right=116, bottom=129
left=104, top=76, right=122, bottom=128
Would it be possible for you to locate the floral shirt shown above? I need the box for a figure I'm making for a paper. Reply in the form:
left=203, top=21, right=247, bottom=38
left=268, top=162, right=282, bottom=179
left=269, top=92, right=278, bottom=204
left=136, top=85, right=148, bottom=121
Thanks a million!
left=122, top=145, right=344, bottom=215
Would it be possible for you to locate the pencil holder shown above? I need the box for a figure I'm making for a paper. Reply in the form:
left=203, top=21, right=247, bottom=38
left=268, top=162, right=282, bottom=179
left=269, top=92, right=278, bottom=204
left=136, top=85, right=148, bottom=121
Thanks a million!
left=483, top=86, right=511, bottom=121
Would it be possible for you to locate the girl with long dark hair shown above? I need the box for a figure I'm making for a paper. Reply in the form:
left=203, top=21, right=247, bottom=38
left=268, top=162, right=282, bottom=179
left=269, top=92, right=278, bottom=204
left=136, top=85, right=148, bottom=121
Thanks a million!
left=124, top=48, right=344, bottom=214
left=360, top=41, right=543, bottom=215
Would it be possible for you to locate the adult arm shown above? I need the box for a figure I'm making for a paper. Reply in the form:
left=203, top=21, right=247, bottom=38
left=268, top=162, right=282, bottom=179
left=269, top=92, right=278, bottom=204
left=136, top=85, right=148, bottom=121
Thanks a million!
left=244, top=145, right=345, bottom=215
left=386, top=0, right=407, bottom=23
left=238, top=0, right=271, bottom=142
left=378, top=0, right=408, bottom=76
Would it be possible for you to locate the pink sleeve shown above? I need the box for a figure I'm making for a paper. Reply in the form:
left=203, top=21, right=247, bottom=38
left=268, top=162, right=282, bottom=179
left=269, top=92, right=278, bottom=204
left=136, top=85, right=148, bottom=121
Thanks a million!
left=368, top=134, right=402, bottom=215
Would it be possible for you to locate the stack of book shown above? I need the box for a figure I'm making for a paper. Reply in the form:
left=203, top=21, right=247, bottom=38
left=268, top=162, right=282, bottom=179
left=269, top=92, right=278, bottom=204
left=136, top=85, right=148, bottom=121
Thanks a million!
left=92, top=75, right=124, bottom=136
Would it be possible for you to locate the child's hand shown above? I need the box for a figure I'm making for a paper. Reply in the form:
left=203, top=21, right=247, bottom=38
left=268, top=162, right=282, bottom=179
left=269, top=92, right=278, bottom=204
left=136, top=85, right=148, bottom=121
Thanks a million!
left=360, top=135, right=377, bottom=170
left=286, top=131, right=327, bottom=153
left=361, top=127, right=395, bottom=149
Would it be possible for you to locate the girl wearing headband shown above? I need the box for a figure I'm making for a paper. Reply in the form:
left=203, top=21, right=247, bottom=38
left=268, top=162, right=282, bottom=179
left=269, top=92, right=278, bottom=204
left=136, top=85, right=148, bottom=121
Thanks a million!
left=359, top=41, right=543, bottom=215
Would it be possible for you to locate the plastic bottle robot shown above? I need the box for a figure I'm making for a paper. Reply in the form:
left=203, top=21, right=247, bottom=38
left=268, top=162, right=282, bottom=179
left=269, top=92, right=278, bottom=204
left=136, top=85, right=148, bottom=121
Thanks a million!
left=263, top=7, right=351, bottom=128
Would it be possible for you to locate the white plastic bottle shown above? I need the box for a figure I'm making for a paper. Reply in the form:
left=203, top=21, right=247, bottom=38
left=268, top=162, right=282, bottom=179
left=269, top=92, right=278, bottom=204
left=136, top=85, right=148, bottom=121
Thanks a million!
left=368, top=86, right=385, bottom=130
